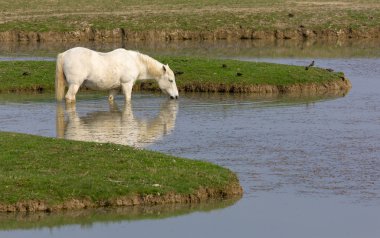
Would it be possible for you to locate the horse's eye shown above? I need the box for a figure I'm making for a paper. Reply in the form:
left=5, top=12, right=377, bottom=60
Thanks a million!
left=169, top=79, right=173, bottom=83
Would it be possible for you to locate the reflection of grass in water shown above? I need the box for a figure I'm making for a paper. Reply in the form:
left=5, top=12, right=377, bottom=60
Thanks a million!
left=0, top=88, right=348, bottom=109
left=0, top=92, right=54, bottom=102
left=2, top=40, right=380, bottom=58
left=0, top=91, right=106, bottom=103
left=179, top=90, right=349, bottom=109
left=0, top=197, right=239, bottom=231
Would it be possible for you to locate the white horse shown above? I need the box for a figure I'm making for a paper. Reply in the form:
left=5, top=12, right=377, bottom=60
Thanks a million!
left=55, top=47, right=179, bottom=102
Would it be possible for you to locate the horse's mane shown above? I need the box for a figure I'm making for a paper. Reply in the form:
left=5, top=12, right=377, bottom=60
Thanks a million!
left=137, top=52, right=163, bottom=77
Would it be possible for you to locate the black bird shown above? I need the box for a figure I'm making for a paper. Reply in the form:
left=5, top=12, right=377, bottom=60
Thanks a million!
left=222, top=64, right=227, bottom=68
left=305, top=60, right=315, bottom=70
left=236, top=72, right=243, bottom=77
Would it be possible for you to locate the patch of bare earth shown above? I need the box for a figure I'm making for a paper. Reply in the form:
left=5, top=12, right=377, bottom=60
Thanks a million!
left=152, top=77, right=352, bottom=95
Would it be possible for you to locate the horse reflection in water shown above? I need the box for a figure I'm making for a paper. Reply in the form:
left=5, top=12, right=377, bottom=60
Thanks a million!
left=56, top=100, right=178, bottom=148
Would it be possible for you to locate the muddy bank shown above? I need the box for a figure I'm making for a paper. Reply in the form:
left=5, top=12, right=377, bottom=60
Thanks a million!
left=0, top=182, right=242, bottom=213
left=137, top=77, right=352, bottom=95
left=0, top=27, right=379, bottom=42
left=0, top=77, right=352, bottom=96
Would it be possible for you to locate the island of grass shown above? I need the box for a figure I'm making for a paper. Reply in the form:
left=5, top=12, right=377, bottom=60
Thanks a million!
left=0, top=131, right=242, bottom=212
left=0, top=56, right=351, bottom=95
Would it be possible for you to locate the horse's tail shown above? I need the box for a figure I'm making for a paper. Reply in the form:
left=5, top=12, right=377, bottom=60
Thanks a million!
left=55, top=53, right=66, bottom=101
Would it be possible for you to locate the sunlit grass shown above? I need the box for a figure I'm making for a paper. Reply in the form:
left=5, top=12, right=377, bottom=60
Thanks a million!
left=0, top=0, right=379, bottom=32
left=0, top=131, right=238, bottom=205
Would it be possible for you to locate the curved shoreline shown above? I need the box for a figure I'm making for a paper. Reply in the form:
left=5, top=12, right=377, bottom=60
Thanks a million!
left=0, top=131, right=243, bottom=213
left=0, top=27, right=379, bottom=42
left=2, top=77, right=352, bottom=96
left=136, top=71, right=352, bottom=95
left=0, top=182, right=243, bottom=213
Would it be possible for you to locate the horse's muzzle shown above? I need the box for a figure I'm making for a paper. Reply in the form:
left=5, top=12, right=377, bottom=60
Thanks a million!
left=170, top=96, right=179, bottom=99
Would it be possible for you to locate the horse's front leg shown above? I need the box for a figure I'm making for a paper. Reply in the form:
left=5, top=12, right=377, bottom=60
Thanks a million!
left=121, top=82, right=134, bottom=101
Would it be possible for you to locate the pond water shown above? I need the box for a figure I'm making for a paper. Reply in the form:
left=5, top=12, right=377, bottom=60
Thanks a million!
left=0, top=41, right=379, bottom=237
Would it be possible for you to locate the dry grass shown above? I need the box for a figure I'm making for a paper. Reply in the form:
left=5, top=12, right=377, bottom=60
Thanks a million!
left=0, top=0, right=379, bottom=32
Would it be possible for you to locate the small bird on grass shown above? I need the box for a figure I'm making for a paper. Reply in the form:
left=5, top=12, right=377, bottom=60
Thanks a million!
left=236, top=72, right=243, bottom=76
left=305, top=60, right=315, bottom=70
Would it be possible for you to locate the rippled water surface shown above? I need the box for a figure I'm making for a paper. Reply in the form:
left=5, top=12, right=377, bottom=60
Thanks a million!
left=0, top=43, right=379, bottom=237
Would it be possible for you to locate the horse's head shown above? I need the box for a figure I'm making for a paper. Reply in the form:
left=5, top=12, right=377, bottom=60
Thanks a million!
left=158, top=65, right=179, bottom=99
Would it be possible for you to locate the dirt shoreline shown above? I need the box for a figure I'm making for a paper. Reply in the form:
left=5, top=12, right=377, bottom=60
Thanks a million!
left=137, top=77, right=352, bottom=95
left=0, top=182, right=242, bottom=213
left=2, top=77, right=352, bottom=96
left=0, top=27, right=379, bottom=42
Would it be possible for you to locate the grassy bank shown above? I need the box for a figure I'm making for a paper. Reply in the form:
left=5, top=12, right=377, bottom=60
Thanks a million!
left=0, top=0, right=379, bottom=41
left=0, top=57, right=349, bottom=94
left=0, top=131, right=242, bottom=212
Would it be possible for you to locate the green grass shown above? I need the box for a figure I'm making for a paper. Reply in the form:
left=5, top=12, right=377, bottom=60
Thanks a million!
left=0, top=57, right=344, bottom=93
left=160, top=57, right=344, bottom=88
left=0, top=61, right=55, bottom=92
left=0, top=0, right=379, bottom=33
left=0, top=131, right=238, bottom=206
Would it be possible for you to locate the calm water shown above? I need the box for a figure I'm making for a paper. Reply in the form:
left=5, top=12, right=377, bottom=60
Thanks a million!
left=0, top=43, right=379, bottom=237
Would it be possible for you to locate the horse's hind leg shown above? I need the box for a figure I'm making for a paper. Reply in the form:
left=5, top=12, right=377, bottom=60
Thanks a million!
left=65, top=84, right=80, bottom=103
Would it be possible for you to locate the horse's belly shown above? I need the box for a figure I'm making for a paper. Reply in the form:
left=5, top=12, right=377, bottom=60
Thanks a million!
left=83, top=78, right=120, bottom=90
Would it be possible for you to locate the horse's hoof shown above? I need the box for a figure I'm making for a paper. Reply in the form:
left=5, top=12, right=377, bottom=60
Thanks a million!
left=65, top=98, right=76, bottom=104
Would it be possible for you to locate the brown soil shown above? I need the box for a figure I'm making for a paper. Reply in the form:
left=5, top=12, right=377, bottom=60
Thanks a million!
left=0, top=27, right=379, bottom=43
left=0, top=181, right=242, bottom=213
left=0, top=77, right=352, bottom=97
left=136, top=77, right=352, bottom=95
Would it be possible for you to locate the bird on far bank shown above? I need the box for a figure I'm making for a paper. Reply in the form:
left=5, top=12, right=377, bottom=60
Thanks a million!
left=305, top=60, right=315, bottom=70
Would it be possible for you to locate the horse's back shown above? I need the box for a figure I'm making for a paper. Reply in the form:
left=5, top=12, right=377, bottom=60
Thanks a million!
left=60, top=47, right=139, bottom=89
left=63, top=47, right=137, bottom=68
left=63, top=47, right=95, bottom=60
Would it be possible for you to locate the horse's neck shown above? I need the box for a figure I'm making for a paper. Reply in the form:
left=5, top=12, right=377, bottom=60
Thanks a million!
left=137, top=53, right=162, bottom=80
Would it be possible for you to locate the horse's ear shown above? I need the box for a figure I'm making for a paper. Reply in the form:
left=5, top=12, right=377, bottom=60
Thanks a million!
left=162, top=65, right=166, bottom=72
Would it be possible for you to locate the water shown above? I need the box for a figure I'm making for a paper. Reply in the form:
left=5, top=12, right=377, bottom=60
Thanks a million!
left=0, top=43, right=380, bottom=237
left=1, top=39, right=380, bottom=58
